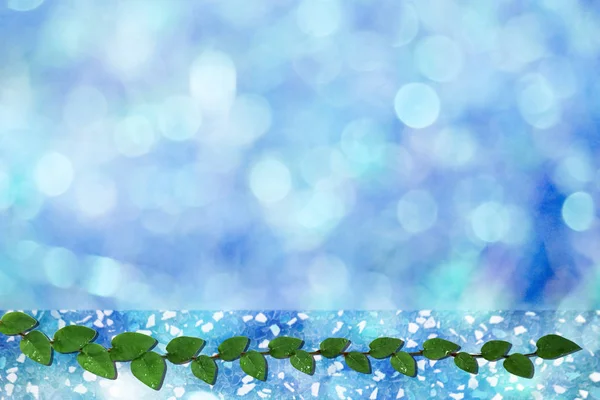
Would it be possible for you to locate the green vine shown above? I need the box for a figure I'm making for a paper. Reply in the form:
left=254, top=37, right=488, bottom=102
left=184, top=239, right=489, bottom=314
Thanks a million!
left=0, top=311, right=583, bottom=391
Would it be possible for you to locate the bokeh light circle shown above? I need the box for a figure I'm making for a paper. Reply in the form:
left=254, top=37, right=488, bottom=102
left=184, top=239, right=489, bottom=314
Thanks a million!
left=415, top=35, right=464, bottom=82
left=0, top=167, right=14, bottom=210
left=74, top=172, right=118, bottom=218
left=517, top=73, right=560, bottom=128
left=6, top=0, right=43, bottom=11
left=158, top=96, right=202, bottom=141
left=433, top=127, right=476, bottom=167
left=86, top=256, right=122, bottom=297
left=43, top=247, right=78, bottom=289
left=224, top=94, right=273, bottom=146
left=562, top=192, right=595, bottom=232
left=394, top=83, right=440, bottom=128
left=296, top=0, right=342, bottom=38
left=470, top=202, right=510, bottom=243
left=63, top=85, right=108, bottom=130
left=34, top=152, right=74, bottom=197
left=392, top=3, right=419, bottom=46
left=396, top=190, right=438, bottom=233
left=113, top=115, right=157, bottom=157
left=249, top=158, right=292, bottom=204
left=307, top=255, right=348, bottom=296
left=190, top=50, right=237, bottom=114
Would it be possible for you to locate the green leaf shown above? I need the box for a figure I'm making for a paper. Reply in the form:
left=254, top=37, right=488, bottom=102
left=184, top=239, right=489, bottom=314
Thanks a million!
left=77, top=343, right=116, bottom=379
left=20, top=331, right=52, bottom=365
left=240, top=351, right=267, bottom=381
left=423, top=338, right=460, bottom=360
left=536, top=334, right=582, bottom=360
left=165, top=336, right=205, bottom=364
left=52, top=325, right=97, bottom=354
left=268, top=337, right=303, bottom=359
left=191, top=355, right=218, bottom=385
left=480, top=340, right=512, bottom=361
left=110, top=332, right=157, bottom=362
left=218, top=336, right=250, bottom=361
left=344, top=352, right=371, bottom=374
left=0, top=312, right=38, bottom=335
left=320, top=338, right=350, bottom=358
left=390, top=351, right=416, bottom=377
left=290, top=350, right=314, bottom=375
left=503, top=353, right=534, bottom=379
left=131, top=351, right=166, bottom=390
left=454, top=352, right=478, bottom=374
left=368, top=337, right=404, bottom=359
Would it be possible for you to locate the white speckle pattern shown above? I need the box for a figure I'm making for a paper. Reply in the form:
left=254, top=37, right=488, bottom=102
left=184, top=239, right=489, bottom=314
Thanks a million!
left=514, top=326, right=527, bottom=335
left=255, top=313, right=267, bottom=323
left=373, top=370, right=385, bottom=381
left=146, top=314, right=155, bottom=328
left=284, top=382, right=295, bottom=392
left=408, top=322, right=419, bottom=333
left=554, top=385, right=566, bottom=394
left=357, top=320, right=367, bottom=333
left=311, top=383, right=320, bottom=397
left=370, top=387, right=378, bottom=399
left=74, top=384, right=87, bottom=394
left=332, top=321, right=344, bottom=334
left=270, top=324, right=280, bottom=336
left=213, top=311, right=224, bottom=321
left=335, top=385, right=347, bottom=399
left=83, top=371, right=97, bottom=382
left=424, top=317, right=436, bottom=329
left=0, top=310, right=593, bottom=398
left=162, top=311, right=176, bottom=320
left=237, top=383, right=256, bottom=396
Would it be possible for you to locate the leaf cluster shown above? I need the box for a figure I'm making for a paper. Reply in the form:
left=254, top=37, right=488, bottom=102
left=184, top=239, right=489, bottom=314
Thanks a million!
left=0, top=312, right=583, bottom=390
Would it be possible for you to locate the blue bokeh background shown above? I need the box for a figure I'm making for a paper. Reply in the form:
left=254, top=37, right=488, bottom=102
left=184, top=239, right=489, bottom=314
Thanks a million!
left=0, top=0, right=599, bottom=309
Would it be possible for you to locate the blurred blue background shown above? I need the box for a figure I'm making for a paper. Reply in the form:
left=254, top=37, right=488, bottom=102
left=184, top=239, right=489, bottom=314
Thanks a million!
left=0, top=0, right=598, bottom=310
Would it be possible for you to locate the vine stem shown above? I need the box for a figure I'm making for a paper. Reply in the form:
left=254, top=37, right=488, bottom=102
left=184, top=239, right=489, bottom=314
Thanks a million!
left=1, top=311, right=583, bottom=390
left=201, top=349, right=536, bottom=360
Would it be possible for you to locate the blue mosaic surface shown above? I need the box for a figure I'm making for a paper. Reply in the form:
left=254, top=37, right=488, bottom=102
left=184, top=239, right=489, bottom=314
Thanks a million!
left=0, top=311, right=598, bottom=399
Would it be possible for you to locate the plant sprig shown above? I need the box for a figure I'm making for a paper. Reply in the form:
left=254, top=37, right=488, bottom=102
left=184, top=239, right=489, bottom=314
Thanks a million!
left=0, top=311, right=583, bottom=391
